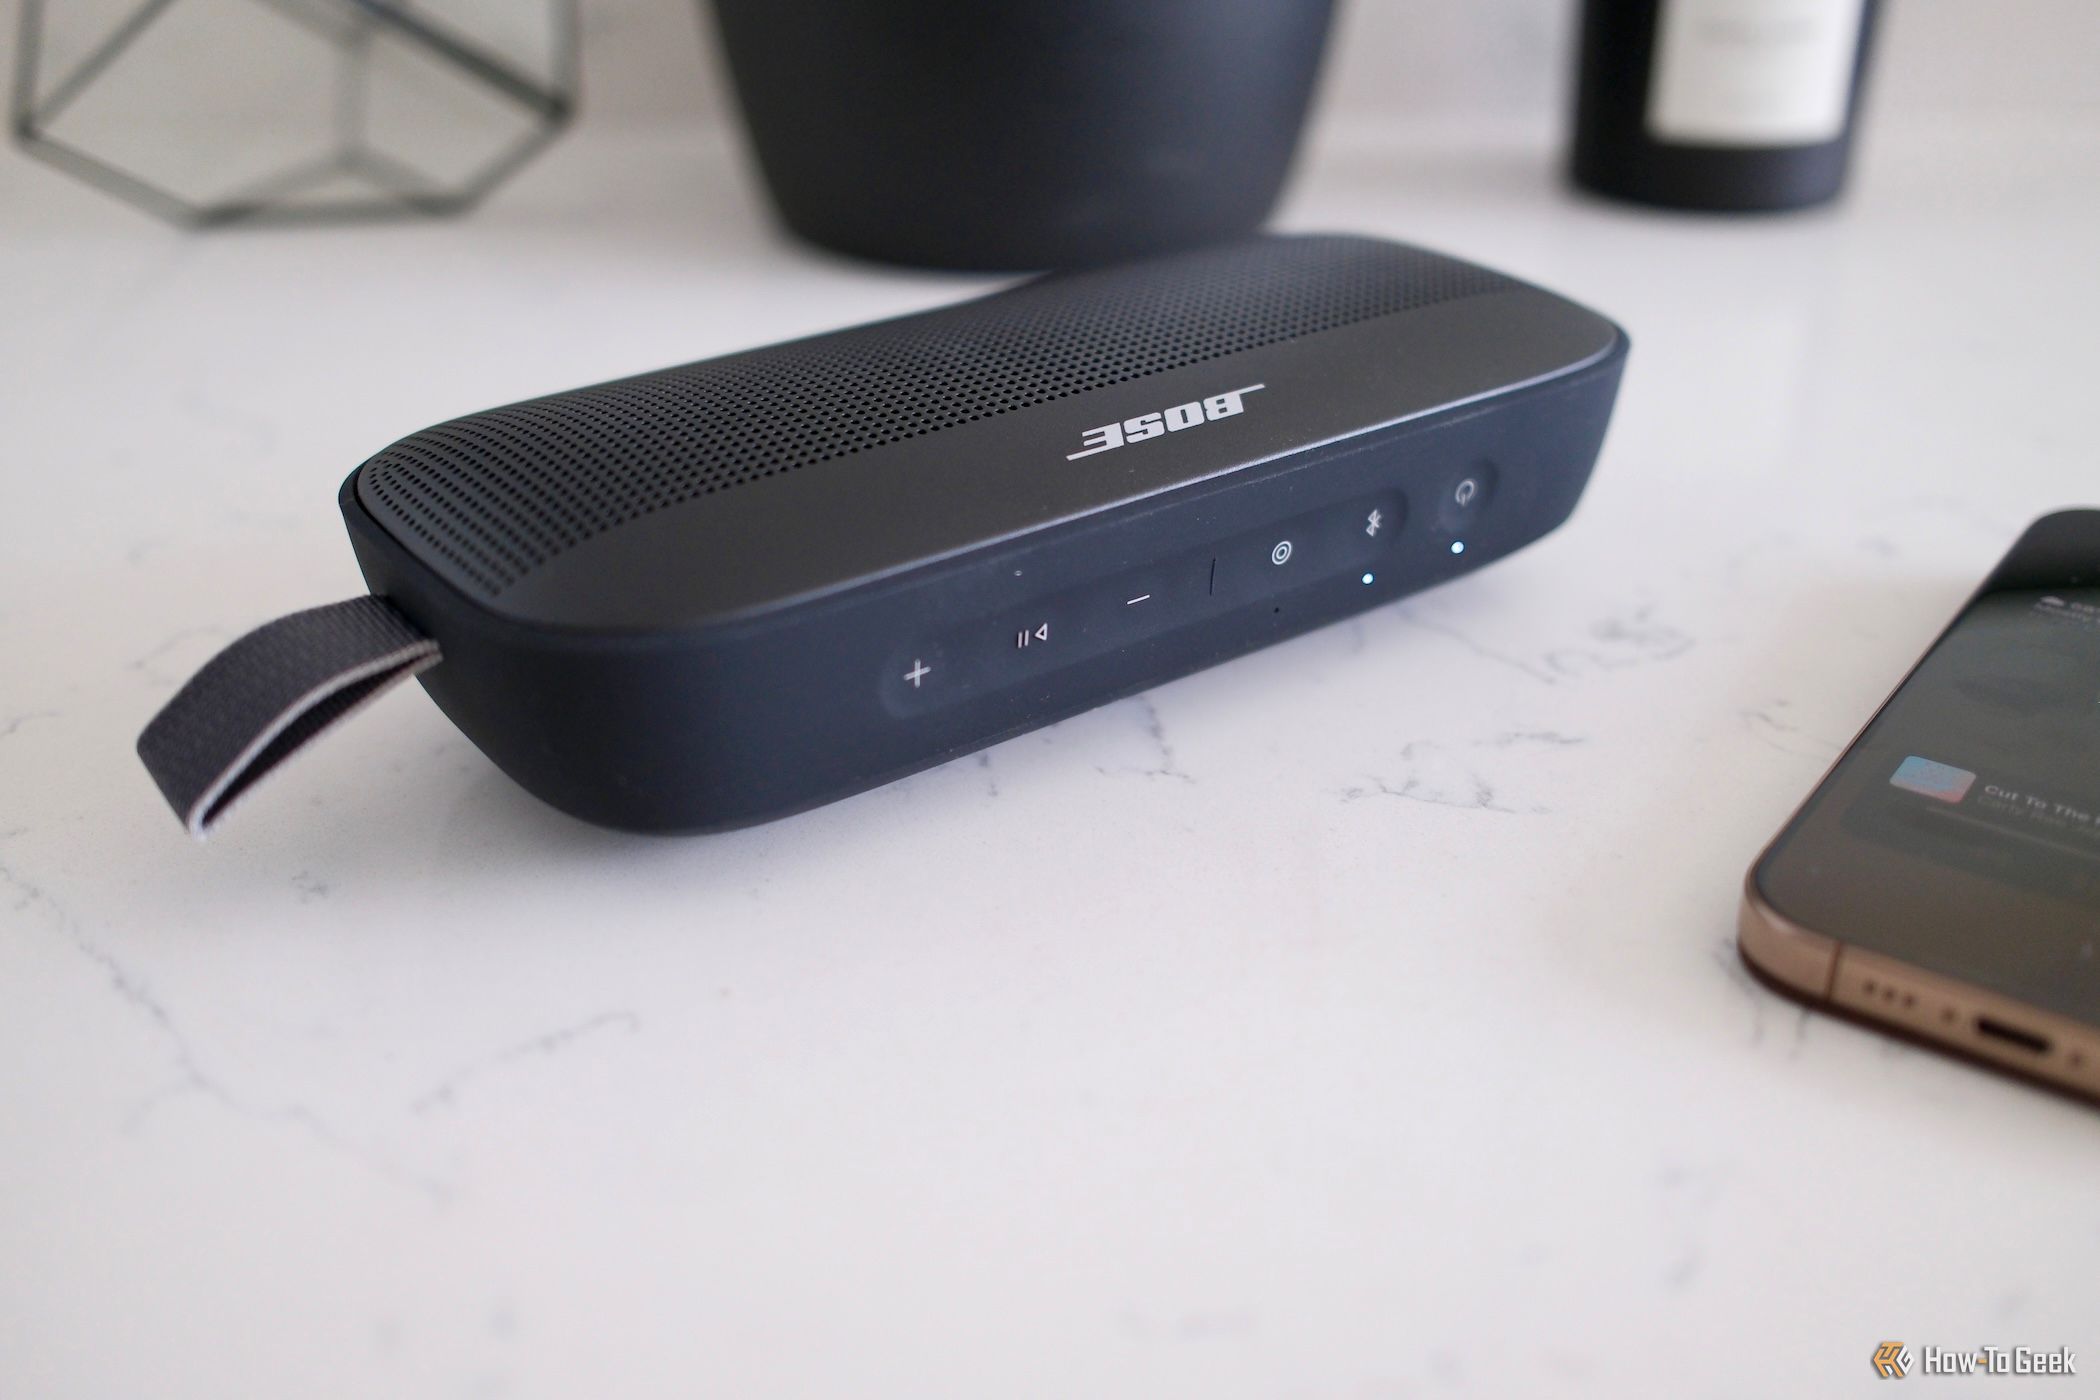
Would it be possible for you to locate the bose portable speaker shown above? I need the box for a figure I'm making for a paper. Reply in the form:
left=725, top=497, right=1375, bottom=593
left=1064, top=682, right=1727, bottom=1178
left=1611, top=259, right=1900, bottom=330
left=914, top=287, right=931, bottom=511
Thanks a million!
left=138, top=235, right=1629, bottom=835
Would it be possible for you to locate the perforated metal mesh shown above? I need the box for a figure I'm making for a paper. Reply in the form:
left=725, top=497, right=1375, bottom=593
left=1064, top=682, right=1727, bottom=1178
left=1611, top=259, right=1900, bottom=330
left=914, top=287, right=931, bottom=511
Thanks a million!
left=359, top=236, right=1510, bottom=596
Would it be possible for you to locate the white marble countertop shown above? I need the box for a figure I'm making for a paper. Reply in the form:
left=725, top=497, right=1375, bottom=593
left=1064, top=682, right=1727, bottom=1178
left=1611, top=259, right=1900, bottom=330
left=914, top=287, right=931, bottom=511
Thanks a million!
left=5, top=67, right=2099, bottom=1400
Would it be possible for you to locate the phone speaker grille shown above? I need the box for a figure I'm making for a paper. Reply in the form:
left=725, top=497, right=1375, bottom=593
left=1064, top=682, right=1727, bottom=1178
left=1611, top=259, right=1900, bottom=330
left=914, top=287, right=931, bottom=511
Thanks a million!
left=357, top=236, right=1511, bottom=596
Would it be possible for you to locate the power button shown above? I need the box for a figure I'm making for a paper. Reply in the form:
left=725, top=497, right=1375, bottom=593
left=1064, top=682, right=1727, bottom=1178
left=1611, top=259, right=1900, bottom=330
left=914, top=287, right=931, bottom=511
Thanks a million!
left=1437, top=465, right=1496, bottom=531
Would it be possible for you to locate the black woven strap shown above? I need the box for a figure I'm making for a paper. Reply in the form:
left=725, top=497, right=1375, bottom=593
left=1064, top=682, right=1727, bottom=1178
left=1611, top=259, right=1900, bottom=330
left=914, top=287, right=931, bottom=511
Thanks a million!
left=137, top=597, right=439, bottom=838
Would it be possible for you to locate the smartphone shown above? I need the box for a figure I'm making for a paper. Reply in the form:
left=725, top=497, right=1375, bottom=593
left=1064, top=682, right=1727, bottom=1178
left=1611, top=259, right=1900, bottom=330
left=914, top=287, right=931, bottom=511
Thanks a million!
left=1741, top=508, right=2100, bottom=1100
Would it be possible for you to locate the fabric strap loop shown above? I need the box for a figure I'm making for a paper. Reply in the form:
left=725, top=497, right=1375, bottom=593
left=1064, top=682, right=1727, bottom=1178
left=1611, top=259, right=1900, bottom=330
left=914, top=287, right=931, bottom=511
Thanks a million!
left=136, top=597, right=439, bottom=838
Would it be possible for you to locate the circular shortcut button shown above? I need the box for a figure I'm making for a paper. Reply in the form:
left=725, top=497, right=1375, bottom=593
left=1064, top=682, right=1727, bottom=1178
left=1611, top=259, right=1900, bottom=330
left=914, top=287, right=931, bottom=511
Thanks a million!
left=1270, top=539, right=1294, bottom=566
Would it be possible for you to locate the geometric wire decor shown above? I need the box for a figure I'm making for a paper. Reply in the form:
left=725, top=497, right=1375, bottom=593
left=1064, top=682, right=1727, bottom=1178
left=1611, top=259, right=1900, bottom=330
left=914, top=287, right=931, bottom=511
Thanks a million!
left=12, top=0, right=576, bottom=226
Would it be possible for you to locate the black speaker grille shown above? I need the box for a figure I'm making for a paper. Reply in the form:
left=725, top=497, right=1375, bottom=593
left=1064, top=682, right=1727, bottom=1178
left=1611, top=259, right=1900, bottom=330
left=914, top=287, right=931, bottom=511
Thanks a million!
left=359, top=236, right=1511, bottom=596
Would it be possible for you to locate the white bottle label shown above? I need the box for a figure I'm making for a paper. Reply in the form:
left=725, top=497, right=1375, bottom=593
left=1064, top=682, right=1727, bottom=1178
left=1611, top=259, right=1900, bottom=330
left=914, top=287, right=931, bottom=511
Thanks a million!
left=1646, top=0, right=1867, bottom=147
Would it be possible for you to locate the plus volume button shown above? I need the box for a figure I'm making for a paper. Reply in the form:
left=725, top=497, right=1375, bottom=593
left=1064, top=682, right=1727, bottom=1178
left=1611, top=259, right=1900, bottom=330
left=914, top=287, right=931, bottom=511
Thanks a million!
left=882, top=641, right=951, bottom=714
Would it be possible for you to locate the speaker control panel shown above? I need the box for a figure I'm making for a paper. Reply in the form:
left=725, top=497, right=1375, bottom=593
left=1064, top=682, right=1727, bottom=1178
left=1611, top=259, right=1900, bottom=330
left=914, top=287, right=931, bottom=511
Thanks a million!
left=885, top=493, right=1408, bottom=713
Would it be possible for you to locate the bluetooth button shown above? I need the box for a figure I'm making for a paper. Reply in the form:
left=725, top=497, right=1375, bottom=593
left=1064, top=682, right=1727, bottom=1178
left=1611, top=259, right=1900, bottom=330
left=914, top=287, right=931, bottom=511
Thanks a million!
left=1351, top=495, right=1404, bottom=553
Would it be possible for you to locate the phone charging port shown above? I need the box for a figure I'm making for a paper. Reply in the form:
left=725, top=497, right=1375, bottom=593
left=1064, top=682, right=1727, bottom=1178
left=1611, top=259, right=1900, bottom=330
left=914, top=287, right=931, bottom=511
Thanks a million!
left=1974, top=1016, right=2052, bottom=1056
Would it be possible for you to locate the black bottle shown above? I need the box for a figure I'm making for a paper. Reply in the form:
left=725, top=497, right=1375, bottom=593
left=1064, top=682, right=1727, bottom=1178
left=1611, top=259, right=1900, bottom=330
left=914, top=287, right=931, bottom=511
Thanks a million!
left=1572, top=0, right=1881, bottom=212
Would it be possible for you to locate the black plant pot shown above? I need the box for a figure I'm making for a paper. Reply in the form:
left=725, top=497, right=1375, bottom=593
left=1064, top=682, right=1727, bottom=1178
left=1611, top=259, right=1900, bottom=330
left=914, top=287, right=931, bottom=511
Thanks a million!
left=705, top=0, right=1336, bottom=271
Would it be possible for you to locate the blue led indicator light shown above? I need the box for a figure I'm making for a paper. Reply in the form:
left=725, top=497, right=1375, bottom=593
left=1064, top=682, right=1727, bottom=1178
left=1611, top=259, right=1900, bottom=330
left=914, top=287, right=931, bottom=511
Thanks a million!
left=1450, top=540, right=1465, bottom=555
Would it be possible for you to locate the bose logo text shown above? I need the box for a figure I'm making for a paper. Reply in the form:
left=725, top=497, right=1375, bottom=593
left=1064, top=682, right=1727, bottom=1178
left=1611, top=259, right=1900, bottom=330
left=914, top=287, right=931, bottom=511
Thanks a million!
left=1067, top=384, right=1265, bottom=460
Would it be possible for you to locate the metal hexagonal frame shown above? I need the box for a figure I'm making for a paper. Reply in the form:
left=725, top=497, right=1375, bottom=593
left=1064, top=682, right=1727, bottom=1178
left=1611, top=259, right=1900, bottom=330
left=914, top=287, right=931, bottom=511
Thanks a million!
left=12, top=0, right=578, bottom=226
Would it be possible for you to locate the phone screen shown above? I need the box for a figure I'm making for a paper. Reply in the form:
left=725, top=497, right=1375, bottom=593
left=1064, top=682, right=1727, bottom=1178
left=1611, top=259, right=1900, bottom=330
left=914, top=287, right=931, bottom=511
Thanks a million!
left=1754, top=514, right=2100, bottom=1026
